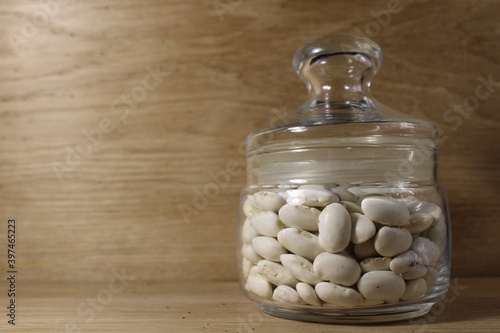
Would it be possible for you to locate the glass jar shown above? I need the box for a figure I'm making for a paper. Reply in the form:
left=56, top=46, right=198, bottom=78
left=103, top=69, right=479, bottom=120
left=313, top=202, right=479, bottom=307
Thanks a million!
left=237, top=35, right=451, bottom=323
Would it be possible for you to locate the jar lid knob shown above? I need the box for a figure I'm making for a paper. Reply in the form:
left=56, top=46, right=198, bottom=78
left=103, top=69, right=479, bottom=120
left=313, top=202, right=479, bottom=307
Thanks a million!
left=292, top=35, right=383, bottom=122
left=293, top=34, right=382, bottom=76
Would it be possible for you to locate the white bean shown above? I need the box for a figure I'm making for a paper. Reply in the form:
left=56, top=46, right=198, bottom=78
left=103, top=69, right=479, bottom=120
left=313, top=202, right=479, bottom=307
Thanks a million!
left=242, top=219, right=259, bottom=244
left=313, top=252, right=361, bottom=286
left=250, top=211, right=284, bottom=237
left=254, top=191, right=285, bottom=212
left=343, top=186, right=365, bottom=197
left=410, top=237, right=440, bottom=266
left=357, top=271, right=406, bottom=301
left=280, top=254, right=322, bottom=285
left=401, top=278, right=427, bottom=300
left=360, top=257, right=392, bottom=273
left=278, top=204, right=320, bottom=231
left=422, top=216, right=447, bottom=254
left=331, top=186, right=357, bottom=202
left=354, top=238, right=378, bottom=259
left=287, top=185, right=339, bottom=207
left=374, top=226, right=412, bottom=257
left=318, top=203, right=351, bottom=253
left=341, top=201, right=363, bottom=214
left=243, top=195, right=264, bottom=218
left=242, top=258, right=253, bottom=279
left=241, top=191, right=446, bottom=306
left=401, top=264, right=427, bottom=280
left=277, top=228, right=323, bottom=261
left=246, top=268, right=272, bottom=298
left=361, top=196, right=410, bottom=226
left=272, top=285, right=303, bottom=304
left=350, top=213, right=376, bottom=244
left=249, top=265, right=259, bottom=275
left=357, top=193, right=387, bottom=205
left=390, top=251, right=418, bottom=274
left=423, top=266, right=439, bottom=292
left=397, top=195, right=420, bottom=209
left=257, top=260, right=299, bottom=287
left=252, top=236, right=287, bottom=262
left=296, top=282, right=322, bottom=306
left=404, top=213, right=434, bottom=234
left=315, top=282, right=365, bottom=307
left=241, top=244, right=263, bottom=264
left=408, top=201, right=443, bottom=222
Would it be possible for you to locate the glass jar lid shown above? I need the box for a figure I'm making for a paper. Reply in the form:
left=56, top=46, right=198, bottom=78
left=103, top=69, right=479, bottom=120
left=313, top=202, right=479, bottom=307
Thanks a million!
left=246, top=35, right=440, bottom=187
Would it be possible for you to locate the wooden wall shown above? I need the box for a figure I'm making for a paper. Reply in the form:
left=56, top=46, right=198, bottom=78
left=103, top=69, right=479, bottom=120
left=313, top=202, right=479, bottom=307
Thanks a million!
left=0, top=0, right=498, bottom=282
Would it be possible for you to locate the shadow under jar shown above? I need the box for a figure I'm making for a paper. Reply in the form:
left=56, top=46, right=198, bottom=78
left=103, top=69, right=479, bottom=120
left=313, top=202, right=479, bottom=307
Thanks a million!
left=237, top=34, right=451, bottom=323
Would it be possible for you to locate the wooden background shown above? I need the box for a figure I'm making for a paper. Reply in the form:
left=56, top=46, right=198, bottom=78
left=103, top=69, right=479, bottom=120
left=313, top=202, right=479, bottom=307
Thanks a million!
left=0, top=0, right=498, bottom=283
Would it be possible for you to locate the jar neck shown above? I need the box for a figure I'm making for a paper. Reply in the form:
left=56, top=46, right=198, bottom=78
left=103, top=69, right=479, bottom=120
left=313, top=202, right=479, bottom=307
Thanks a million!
left=247, top=142, right=438, bottom=187
left=307, top=53, right=369, bottom=98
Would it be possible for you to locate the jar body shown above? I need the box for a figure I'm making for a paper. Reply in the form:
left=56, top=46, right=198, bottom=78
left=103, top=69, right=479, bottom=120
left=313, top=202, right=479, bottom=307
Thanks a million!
left=237, top=34, right=451, bottom=323
left=237, top=182, right=450, bottom=323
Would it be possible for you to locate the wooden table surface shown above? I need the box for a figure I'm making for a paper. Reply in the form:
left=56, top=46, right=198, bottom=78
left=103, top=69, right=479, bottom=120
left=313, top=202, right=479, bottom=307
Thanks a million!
left=6, top=278, right=497, bottom=332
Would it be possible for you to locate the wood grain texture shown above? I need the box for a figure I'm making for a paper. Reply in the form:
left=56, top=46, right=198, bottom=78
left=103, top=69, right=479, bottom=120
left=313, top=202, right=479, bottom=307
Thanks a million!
left=0, top=0, right=498, bottom=282
left=8, top=278, right=500, bottom=332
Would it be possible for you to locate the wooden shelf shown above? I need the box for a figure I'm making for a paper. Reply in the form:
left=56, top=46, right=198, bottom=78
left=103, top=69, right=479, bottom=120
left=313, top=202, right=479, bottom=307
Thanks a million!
left=13, top=278, right=499, bottom=332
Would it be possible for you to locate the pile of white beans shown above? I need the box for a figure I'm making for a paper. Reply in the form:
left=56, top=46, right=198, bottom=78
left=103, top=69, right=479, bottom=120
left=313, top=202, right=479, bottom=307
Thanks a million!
left=240, top=185, right=447, bottom=307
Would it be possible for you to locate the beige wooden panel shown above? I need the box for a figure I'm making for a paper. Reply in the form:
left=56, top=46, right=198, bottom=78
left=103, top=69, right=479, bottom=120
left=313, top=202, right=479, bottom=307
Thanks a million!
left=0, top=0, right=497, bottom=282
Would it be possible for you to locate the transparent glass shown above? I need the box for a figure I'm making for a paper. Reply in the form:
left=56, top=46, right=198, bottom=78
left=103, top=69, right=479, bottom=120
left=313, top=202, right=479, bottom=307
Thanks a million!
left=237, top=35, right=451, bottom=323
